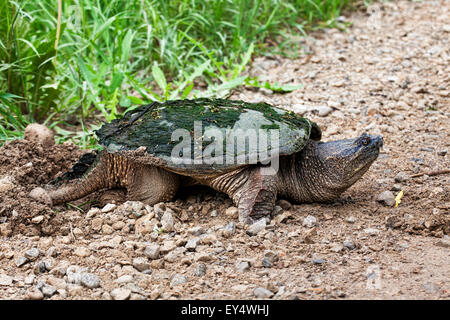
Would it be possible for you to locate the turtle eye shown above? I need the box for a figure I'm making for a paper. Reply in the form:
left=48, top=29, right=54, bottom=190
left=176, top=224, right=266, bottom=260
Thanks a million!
left=361, top=136, right=371, bottom=146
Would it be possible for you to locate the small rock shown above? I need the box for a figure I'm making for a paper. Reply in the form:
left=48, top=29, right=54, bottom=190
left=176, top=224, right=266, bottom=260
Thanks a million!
left=160, top=240, right=176, bottom=253
left=316, top=105, right=333, bottom=117
left=31, top=215, right=45, bottom=224
left=101, top=203, right=117, bottom=213
left=25, top=248, right=40, bottom=261
left=364, top=228, right=380, bottom=235
left=253, top=287, right=273, bottom=298
left=0, top=274, right=13, bottom=286
left=111, top=288, right=131, bottom=300
left=345, top=216, right=356, bottom=224
left=80, top=273, right=101, bottom=289
left=15, top=256, right=29, bottom=267
left=161, top=210, right=175, bottom=232
left=262, top=258, right=273, bottom=268
left=193, top=264, right=207, bottom=277
left=394, top=172, right=409, bottom=183
left=25, top=288, right=44, bottom=300
left=437, top=149, right=447, bottom=156
left=0, top=175, right=14, bottom=193
left=302, top=215, right=317, bottom=228
left=0, top=222, right=12, bottom=237
left=221, top=222, right=236, bottom=238
left=144, top=244, right=160, bottom=260
left=188, top=226, right=205, bottom=236
left=132, top=257, right=150, bottom=272
left=377, top=191, right=396, bottom=207
left=170, top=274, right=187, bottom=287
left=185, top=238, right=200, bottom=251
left=73, top=247, right=91, bottom=257
left=115, top=275, right=134, bottom=284
left=312, top=258, right=326, bottom=265
left=343, top=240, right=356, bottom=250
left=246, top=218, right=266, bottom=236
left=24, top=123, right=54, bottom=147
left=263, top=250, right=279, bottom=264
left=391, top=184, right=402, bottom=191
left=210, top=210, right=218, bottom=217
left=225, top=207, right=239, bottom=218
left=41, top=284, right=57, bottom=298
left=236, top=261, right=251, bottom=273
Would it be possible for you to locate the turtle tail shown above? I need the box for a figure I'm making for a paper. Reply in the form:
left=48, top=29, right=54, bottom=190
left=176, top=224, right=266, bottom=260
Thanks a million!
left=47, top=151, right=127, bottom=205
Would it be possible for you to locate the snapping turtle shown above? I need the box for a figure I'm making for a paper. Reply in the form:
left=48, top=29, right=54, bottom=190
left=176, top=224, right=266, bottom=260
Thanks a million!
left=47, top=98, right=383, bottom=223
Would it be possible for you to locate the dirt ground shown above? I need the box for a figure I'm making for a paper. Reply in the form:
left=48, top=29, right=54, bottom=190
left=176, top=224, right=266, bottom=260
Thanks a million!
left=0, top=0, right=449, bottom=300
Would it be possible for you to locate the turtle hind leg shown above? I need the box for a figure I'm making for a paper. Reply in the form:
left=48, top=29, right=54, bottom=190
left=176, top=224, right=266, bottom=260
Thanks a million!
left=126, top=165, right=180, bottom=205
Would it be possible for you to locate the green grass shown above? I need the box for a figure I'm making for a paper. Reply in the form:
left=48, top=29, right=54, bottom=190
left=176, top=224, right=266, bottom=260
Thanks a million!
left=0, top=0, right=354, bottom=147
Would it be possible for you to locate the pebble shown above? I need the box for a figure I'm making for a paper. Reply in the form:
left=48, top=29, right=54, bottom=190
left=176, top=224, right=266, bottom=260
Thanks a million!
left=73, top=247, right=91, bottom=257
left=316, top=105, right=333, bottom=117
left=41, top=284, right=57, bottom=298
left=111, top=288, right=131, bottom=300
left=0, top=222, right=12, bottom=237
left=253, top=287, right=274, bottom=298
left=115, top=275, right=134, bottom=284
left=263, top=250, right=279, bottom=264
left=132, top=257, right=150, bottom=272
left=101, top=203, right=117, bottom=213
left=0, top=175, right=14, bottom=193
left=170, top=274, right=187, bottom=287
left=194, top=264, right=207, bottom=277
left=0, top=274, right=13, bottom=286
left=394, top=172, right=409, bottom=183
left=262, top=258, right=273, bottom=268
left=345, top=216, right=357, bottom=224
left=364, top=228, right=381, bottom=235
left=144, top=244, right=160, bottom=260
left=160, top=240, right=176, bottom=253
left=343, top=240, right=356, bottom=250
left=376, top=191, right=396, bottom=207
left=25, top=288, right=44, bottom=300
left=302, top=215, right=317, bottom=228
left=225, top=207, right=239, bottom=218
left=15, top=256, right=29, bottom=267
left=221, top=222, right=236, bottom=238
left=188, top=226, right=205, bottom=236
left=312, top=258, right=326, bottom=265
left=80, top=273, right=101, bottom=289
left=161, top=210, right=175, bottom=232
left=246, top=218, right=266, bottom=236
left=185, top=238, right=200, bottom=251
left=236, top=261, right=251, bottom=273
left=437, top=149, right=447, bottom=156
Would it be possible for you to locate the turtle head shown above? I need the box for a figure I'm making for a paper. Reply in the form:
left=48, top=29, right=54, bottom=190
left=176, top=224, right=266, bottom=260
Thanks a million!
left=310, top=133, right=383, bottom=199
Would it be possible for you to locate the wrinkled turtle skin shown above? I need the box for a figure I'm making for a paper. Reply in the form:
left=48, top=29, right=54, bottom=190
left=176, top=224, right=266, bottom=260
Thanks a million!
left=45, top=98, right=383, bottom=224
left=96, top=98, right=321, bottom=174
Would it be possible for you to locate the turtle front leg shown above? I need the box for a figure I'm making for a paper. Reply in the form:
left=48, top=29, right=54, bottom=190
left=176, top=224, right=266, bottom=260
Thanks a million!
left=208, top=166, right=278, bottom=223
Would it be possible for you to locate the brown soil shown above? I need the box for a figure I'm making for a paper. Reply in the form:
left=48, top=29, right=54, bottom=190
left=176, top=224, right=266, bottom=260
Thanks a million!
left=0, top=0, right=449, bottom=300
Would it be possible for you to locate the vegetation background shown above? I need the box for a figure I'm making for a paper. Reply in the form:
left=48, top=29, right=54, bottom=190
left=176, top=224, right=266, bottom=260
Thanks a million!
left=0, top=0, right=356, bottom=147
